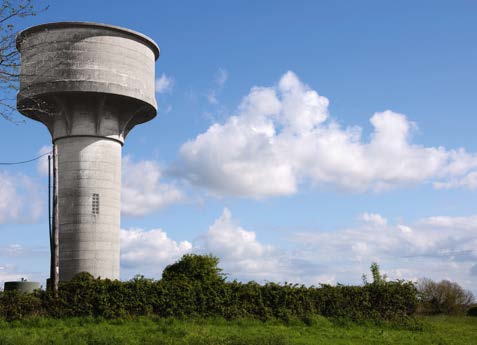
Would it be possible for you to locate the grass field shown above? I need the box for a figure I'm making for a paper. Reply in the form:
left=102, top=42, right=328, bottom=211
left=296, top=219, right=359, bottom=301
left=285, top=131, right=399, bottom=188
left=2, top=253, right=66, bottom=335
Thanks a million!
left=0, top=316, right=475, bottom=345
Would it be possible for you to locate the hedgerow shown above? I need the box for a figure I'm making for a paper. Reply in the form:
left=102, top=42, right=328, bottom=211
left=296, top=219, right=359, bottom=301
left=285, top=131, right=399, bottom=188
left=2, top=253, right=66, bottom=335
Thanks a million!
left=0, top=254, right=418, bottom=321
left=467, top=306, right=477, bottom=317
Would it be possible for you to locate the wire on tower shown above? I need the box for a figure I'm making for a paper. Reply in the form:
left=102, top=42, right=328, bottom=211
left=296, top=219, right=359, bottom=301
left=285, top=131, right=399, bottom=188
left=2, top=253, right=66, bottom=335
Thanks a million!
left=0, top=152, right=52, bottom=165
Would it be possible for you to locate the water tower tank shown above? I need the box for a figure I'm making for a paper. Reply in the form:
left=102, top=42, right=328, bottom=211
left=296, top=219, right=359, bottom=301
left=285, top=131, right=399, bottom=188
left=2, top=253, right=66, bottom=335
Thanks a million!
left=16, top=22, right=160, bottom=281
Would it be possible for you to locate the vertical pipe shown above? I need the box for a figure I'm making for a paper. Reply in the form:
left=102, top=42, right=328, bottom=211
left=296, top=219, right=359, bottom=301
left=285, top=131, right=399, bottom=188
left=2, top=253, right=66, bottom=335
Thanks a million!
left=52, top=144, right=59, bottom=298
left=48, top=154, right=52, bottom=290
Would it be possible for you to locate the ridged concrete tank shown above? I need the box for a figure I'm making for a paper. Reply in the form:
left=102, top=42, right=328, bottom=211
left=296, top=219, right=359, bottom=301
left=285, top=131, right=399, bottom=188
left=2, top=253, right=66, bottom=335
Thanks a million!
left=16, top=22, right=160, bottom=281
left=4, top=281, right=41, bottom=293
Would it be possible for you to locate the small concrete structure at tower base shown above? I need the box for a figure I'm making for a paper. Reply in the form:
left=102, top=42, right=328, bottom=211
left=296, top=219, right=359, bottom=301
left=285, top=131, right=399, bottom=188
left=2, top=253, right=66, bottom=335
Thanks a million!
left=16, top=22, right=160, bottom=281
left=4, top=281, right=41, bottom=293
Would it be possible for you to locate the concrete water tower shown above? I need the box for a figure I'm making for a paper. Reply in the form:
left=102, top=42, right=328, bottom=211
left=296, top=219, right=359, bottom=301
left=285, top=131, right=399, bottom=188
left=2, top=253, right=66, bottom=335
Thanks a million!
left=16, top=22, right=160, bottom=281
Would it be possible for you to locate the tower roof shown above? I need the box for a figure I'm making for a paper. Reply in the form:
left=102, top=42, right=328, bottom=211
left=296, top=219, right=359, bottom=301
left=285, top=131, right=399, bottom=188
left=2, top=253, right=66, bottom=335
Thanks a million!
left=16, top=21, right=160, bottom=60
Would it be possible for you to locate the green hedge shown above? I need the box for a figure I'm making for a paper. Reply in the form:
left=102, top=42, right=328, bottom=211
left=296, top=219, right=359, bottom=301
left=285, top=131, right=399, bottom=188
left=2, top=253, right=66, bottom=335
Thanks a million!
left=0, top=277, right=418, bottom=321
left=467, top=306, right=477, bottom=317
left=0, top=255, right=418, bottom=321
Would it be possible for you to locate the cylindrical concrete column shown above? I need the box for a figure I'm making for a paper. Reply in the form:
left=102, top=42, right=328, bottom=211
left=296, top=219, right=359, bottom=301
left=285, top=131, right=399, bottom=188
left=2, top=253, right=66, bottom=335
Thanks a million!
left=57, top=137, right=121, bottom=281
left=16, top=22, right=160, bottom=281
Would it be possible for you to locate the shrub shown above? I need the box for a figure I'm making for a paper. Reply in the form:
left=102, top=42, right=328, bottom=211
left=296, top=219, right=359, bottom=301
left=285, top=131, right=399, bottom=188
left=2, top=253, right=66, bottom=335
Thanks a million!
left=467, top=305, right=477, bottom=317
left=0, top=290, right=44, bottom=321
left=417, top=278, right=474, bottom=315
left=162, top=254, right=226, bottom=284
left=0, top=256, right=418, bottom=321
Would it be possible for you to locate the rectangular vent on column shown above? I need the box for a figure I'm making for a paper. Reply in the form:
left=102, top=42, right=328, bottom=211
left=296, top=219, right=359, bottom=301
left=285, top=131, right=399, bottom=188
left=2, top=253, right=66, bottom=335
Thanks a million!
left=92, top=193, right=100, bottom=214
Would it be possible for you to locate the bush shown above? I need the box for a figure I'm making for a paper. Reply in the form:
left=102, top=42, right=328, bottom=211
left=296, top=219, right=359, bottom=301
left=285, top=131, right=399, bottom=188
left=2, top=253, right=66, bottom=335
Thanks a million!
left=467, top=305, right=477, bottom=317
left=162, top=254, right=225, bottom=284
left=417, top=278, right=474, bottom=315
left=0, top=255, right=418, bottom=321
left=0, top=291, right=44, bottom=320
left=160, top=254, right=228, bottom=317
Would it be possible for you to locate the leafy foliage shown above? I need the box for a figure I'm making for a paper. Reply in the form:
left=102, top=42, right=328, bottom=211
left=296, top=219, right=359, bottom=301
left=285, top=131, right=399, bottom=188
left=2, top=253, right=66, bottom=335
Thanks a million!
left=162, top=254, right=226, bottom=284
left=0, top=255, right=418, bottom=321
left=467, top=305, right=477, bottom=317
left=362, top=262, right=387, bottom=285
left=417, top=278, right=474, bottom=315
left=0, top=290, right=43, bottom=320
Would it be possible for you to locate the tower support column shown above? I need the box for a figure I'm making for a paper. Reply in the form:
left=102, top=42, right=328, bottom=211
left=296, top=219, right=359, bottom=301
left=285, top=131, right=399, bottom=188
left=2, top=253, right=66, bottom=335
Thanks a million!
left=57, top=136, right=121, bottom=281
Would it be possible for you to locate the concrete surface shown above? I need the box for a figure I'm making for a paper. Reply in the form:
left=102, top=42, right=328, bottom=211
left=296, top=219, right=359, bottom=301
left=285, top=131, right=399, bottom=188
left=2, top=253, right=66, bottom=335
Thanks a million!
left=4, top=281, right=41, bottom=293
left=16, top=22, right=159, bottom=280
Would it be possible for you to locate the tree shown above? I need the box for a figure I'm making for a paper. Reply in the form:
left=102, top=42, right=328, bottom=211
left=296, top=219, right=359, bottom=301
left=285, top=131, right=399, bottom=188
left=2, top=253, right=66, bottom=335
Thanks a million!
left=0, top=0, right=46, bottom=121
left=162, top=254, right=226, bottom=284
left=362, top=262, right=388, bottom=285
left=417, top=278, right=474, bottom=314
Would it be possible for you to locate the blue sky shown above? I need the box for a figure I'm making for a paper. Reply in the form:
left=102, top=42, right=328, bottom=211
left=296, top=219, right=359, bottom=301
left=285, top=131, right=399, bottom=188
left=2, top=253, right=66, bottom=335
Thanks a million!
left=1, top=0, right=477, bottom=293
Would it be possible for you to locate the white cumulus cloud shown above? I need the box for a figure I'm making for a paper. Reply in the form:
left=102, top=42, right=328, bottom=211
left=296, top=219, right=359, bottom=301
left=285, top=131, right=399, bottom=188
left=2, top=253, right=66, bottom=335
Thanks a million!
left=434, top=171, right=477, bottom=190
left=119, top=208, right=299, bottom=283
left=119, top=208, right=477, bottom=293
left=194, top=208, right=293, bottom=282
left=121, top=156, right=183, bottom=216
left=359, top=213, right=388, bottom=226
left=120, top=227, right=192, bottom=275
left=293, top=213, right=477, bottom=291
left=177, top=71, right=477, bottom=198
left=0, top=171, right=42, bottom=224
left=155, top=73, right=174, bottom=94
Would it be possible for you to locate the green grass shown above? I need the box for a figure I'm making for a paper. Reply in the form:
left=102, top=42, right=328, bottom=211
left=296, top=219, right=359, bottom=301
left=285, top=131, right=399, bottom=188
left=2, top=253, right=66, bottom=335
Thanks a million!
left=0, top=316, right=475, bottom=345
